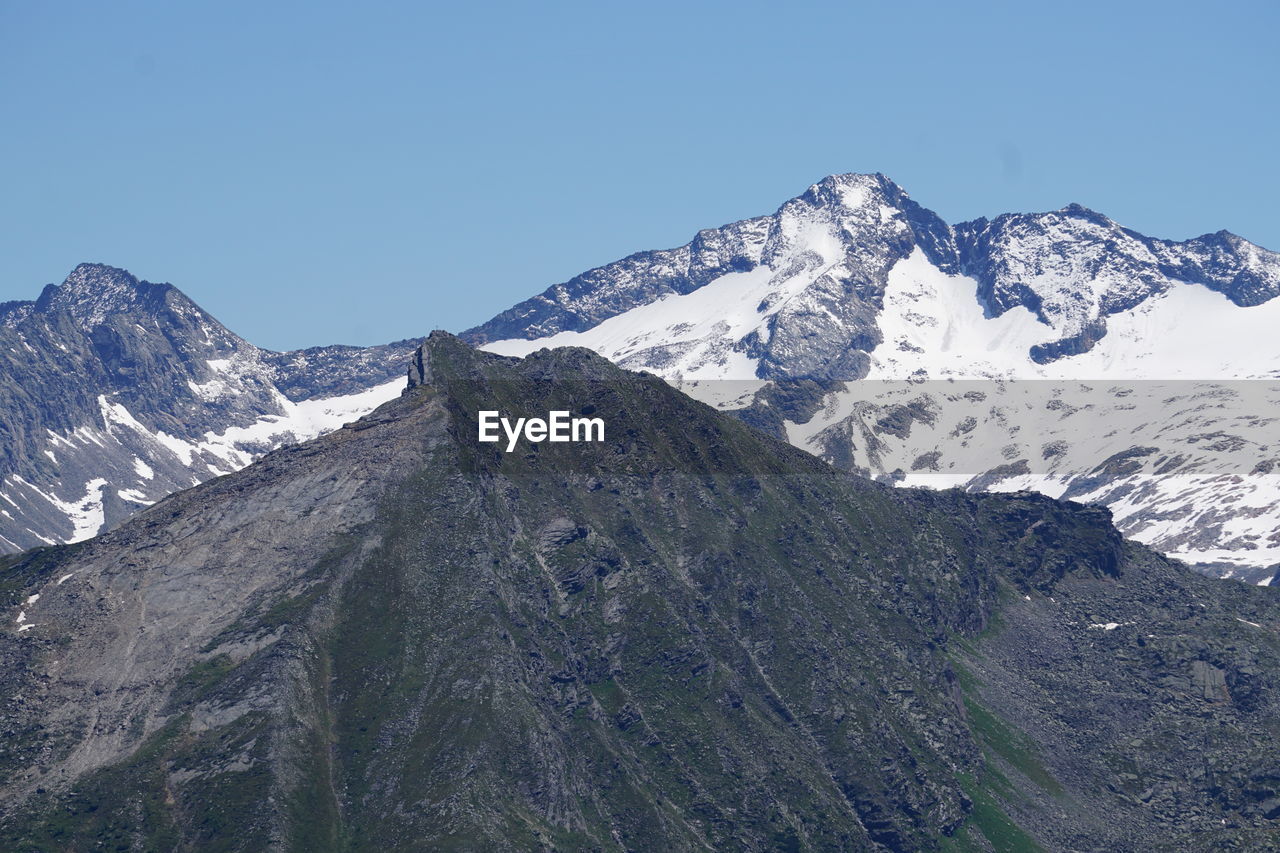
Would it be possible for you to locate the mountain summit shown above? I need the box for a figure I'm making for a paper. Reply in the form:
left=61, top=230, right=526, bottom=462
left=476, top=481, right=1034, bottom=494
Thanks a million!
left=30, top=263, right=168, bottom=327
left=468, top=172, right=1280, bottom=379
left=468, top=173, right=953, bottom=380
left=0, top=264, right=421, bottom=553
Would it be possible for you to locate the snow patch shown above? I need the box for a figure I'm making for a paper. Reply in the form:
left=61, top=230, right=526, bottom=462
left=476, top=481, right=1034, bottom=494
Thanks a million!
left=49, top=478, right=109, bottom=543
left=868, top=249, right=1056, bottom=379
left=147, top=378, right=404, bottom=473
left=484, top=266, right=775, bottom=379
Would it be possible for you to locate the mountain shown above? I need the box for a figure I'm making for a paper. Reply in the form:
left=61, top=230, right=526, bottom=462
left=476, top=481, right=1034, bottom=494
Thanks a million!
left=3, top=333, right=1280, bottom=850
left=0, top=264, right=419, bottom=553
left=466, top=174, right=1280, bottom=380
left=463, top=174, right=1280, bottom=579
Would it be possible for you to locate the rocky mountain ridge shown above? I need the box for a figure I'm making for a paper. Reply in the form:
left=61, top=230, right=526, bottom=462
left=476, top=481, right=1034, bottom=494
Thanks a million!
left=3, top=333, right=1280, bottom=850
left=0, top=263, right=420, bottom=552
left=468, top=173, right=1280, bottom=379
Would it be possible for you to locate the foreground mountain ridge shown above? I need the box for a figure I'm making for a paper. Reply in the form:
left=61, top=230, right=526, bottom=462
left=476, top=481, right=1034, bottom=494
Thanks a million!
left=3, top=333, right=1280, bottom=850
left=0, top=263, right=420, bottom=553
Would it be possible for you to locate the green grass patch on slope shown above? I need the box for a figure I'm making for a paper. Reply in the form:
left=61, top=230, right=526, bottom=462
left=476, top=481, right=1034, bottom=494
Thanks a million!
left=962, top=697, right=1064, bottom=797
left=955, top=772, right=1043, bottom=852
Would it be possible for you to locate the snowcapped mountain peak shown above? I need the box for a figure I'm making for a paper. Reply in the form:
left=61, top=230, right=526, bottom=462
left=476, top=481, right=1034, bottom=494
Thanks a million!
left=466, top=176, right=1280, bottom=580
left=1, top=264, right=422, bottom=553
left=31, top=263, right=166, bottom=328
left=472, top=171, right=1280, bottom=385
left=764, top=177, right=886, bottom=270
left=954, top=206, right=1169, bottom=356
left=470, top=172, right=961, bottom=380
left=1056, top=201, right=1106, bottom=217
left=63, top=261, right=137, bottom=287
left=801, top=172, right=899, bottom=210
left=952, top=206, right=1280, bottom=363
left=781, top=173, right=924, bottom=235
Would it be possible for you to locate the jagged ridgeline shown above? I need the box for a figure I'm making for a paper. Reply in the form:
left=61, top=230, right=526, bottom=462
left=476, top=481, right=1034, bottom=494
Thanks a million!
left=0, top=263, right=420, bottom=554
left=463, top=173, right=1280, bottom=580
left=3, top=333, right=1280, bottom=851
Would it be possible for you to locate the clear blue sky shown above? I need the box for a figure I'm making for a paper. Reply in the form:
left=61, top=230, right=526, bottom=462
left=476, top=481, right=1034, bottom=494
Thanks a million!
left=2, top=0, right=1276, bottom=350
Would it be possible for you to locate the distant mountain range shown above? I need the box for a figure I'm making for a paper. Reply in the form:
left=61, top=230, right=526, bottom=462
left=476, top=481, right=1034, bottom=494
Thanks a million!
left=5, top=334, right=1280, bottom=850
left=466, top=173, right=1280, bottom=380
left=4, top=174, right=1278, bottom=582
left=464, top=173, right=1280, bottom=582
left=0, top=263, right=417, bottom=552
